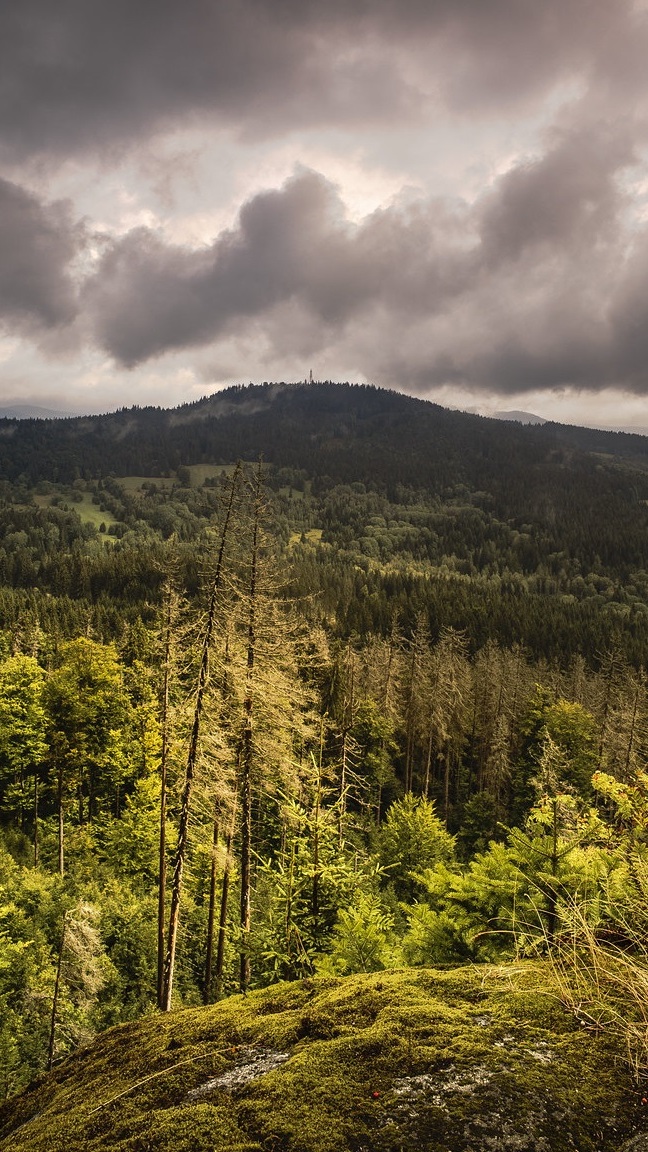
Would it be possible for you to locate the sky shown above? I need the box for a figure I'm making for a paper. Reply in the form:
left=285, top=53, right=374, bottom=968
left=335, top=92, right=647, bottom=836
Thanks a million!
left=3, top=1, right=648, bottom=428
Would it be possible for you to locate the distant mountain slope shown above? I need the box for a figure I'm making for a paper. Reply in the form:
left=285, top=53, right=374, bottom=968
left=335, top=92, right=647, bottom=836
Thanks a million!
left=492, top=409, right=547, bottom=425
left=3, top=379, right=648, bottom=580
left=1, top=380, right=648, bottom=486
left=0, top=404, right=75, bottom=419
left=2, top=381, right=648, bottom=664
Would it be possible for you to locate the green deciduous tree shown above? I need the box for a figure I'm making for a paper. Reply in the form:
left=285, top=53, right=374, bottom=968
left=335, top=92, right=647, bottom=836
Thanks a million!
left=0, top=655, right=47, bottom=861
left=44, top=638, right=141, bottom=874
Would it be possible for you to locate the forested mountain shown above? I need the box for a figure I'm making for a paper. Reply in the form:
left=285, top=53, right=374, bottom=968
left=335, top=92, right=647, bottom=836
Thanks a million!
left=1, top=380, right=648, bottom=663
left=1, top=382, right=648, bottom=1108
left=3, top=378, right=648, bottom=485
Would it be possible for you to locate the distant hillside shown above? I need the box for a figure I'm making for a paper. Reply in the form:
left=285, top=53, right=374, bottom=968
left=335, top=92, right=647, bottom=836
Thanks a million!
left=2, top=381, right=648, bottom=663
left=0, top=404, right=75, bottom=420
left=598, top=423, right=648, bottom=437
left=1, top=380, right=648, bottom=485
left=492, top=409, right=547, bottom=425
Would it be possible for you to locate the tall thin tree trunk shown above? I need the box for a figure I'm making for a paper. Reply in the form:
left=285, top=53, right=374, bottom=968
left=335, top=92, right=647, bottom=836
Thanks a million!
left=338, top=649, right=355, bottom=847
left=624, top=684, right=640, bottom=780
left=19, top=770, right=25, bottom=835
left=285, top=839, right=296, bottom=947
left=239, top=463, right=262, bottom=995
left=423, top=727, right=433, bottom=800
left=215, top=826, right=233, bottom=1000
left=157, top=587, right=175, bottom=1009
left=545, top=799, right=560, bottom=945
left=598, top=649, right=621, bottom=769
left=239, top=740, right=252, bottom=993
left=404, top=645, right=417, bottom=793
left=33, top=774, right=39, bottom=867
left=203, top=815, right=220, bottom=1004
left=57, top=763, right=64, bottom=878
left=312, top=717, right=324, bottom=941
left=375, top=630, right=396, bottom=827
left=48, top=915, right=67, bottom=1071
left=443, top=747, right=451, bottom=827
left=339, top=727, right=348, bottom=847
left=162, top=465, right=240, bottom=1012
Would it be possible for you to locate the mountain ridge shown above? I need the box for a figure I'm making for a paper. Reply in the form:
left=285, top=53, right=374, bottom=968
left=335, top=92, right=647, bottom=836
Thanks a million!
left=2, top=381, right=648, bottom=486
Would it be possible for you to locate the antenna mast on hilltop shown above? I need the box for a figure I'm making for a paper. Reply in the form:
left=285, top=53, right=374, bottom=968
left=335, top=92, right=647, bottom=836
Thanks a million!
left=309, top=369, right=313, bottom=384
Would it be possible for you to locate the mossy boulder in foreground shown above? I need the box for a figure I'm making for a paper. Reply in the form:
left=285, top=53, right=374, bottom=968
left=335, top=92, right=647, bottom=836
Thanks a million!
left=0, top=965, right=646, bottom=1152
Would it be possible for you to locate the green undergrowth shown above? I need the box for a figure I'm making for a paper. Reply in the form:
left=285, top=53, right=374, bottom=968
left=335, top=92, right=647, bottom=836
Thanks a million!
left=0, top=965, right=643, bottom=1152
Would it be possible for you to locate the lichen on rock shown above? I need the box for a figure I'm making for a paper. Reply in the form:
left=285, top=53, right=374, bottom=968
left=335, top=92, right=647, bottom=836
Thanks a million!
left=187, top=1047, right=290, bottom=1098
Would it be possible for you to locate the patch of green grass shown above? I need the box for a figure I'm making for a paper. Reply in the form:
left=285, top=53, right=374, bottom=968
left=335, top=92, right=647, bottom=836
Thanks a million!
left=289, top=529, right=323, bottom=546
left=32, top=491, right=119, bottom=532
left=118, top=476, right=176, bottom=493
left=187, top=464, right=237, bottom=486
left=72, top=495, right=120, bottom=530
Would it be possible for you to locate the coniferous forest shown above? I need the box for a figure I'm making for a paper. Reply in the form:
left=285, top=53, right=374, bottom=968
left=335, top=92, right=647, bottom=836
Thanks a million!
left=2, top=381, right=648, bottom=1101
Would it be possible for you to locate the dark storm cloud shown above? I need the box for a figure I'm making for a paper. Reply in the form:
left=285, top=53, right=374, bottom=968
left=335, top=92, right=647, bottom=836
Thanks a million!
left=0, top=0, right=417, bottom=157
left=83, top=118, right=648, bottom=397
left=609, top=232, right=648, bottom=385
left=0, top=0, right=637, bottom=158
left=478, top=124, right=634, bottom=264
left=0, top=178, right=80, bottom=331
left=85, top=171, right=474, bottom=365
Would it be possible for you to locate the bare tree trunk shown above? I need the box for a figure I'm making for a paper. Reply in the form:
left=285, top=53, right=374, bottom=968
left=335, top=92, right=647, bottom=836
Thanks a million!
left=443, top=748, right=451, bottom=828
left=215, top=828, right=233, bottom=1000
left=162, top=466, right=240, bottom=1012
left=404, top=644, right=416, bottom=793
left=33, top=774, right=39, bottom=867
left=157, top=587, right=175, bottom=1009
left=338, top=648, right=355, bottom=848
left=339, top=728, right=348, bottom=848
left=203, top=815, right=219, bottom=1004
left=312, top=716, right=324, bottom=941
left=371, top=629, right=397, bottom=829
left=597, top=648, right=622, bottom=769
left=48, top=915, right=67, bottom=1071
left=423, top=727, right=433, bottom=800
left=57, top=763, right=64, bottom=878
left=544, top=799, right=560, bottom=945
left=285, top=840, right=296, bottom=946
left=623, top=684, right=640, bottom=780
left=239, top=740, right=252, bottom=993
left=239, top=463, right=262, bottom=995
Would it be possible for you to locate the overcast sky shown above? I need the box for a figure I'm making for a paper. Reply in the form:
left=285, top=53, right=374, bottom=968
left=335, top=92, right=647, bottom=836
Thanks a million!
left=3, top=0, right=648, bottom=427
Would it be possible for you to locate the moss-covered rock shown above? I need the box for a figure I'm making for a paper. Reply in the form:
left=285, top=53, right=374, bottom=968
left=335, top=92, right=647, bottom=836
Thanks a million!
left=0, top=964, right=645, bottom=1152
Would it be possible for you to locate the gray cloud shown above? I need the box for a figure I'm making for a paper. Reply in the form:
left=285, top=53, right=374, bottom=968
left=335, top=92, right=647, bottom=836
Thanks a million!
left=478, top=123, right=634, bottom=264
left=83, top=114, right=648, bottom=397
left=0, top=0, right=638, bottom=158
left=0, top=0, right=417, bottom=158
left=609, top=232, right=648, bottom=385
left=85, top=171, right=474, bottom=365
left=85, top=173, right=348, bottom=364
left=0, top=177, right=80, bottom=332
left=4, top=0, right=648, bottom=408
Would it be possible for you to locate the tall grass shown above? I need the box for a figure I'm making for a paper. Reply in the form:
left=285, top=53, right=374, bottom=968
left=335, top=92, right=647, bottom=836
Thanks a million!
left=548, top=859, right=648, bottom=1081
